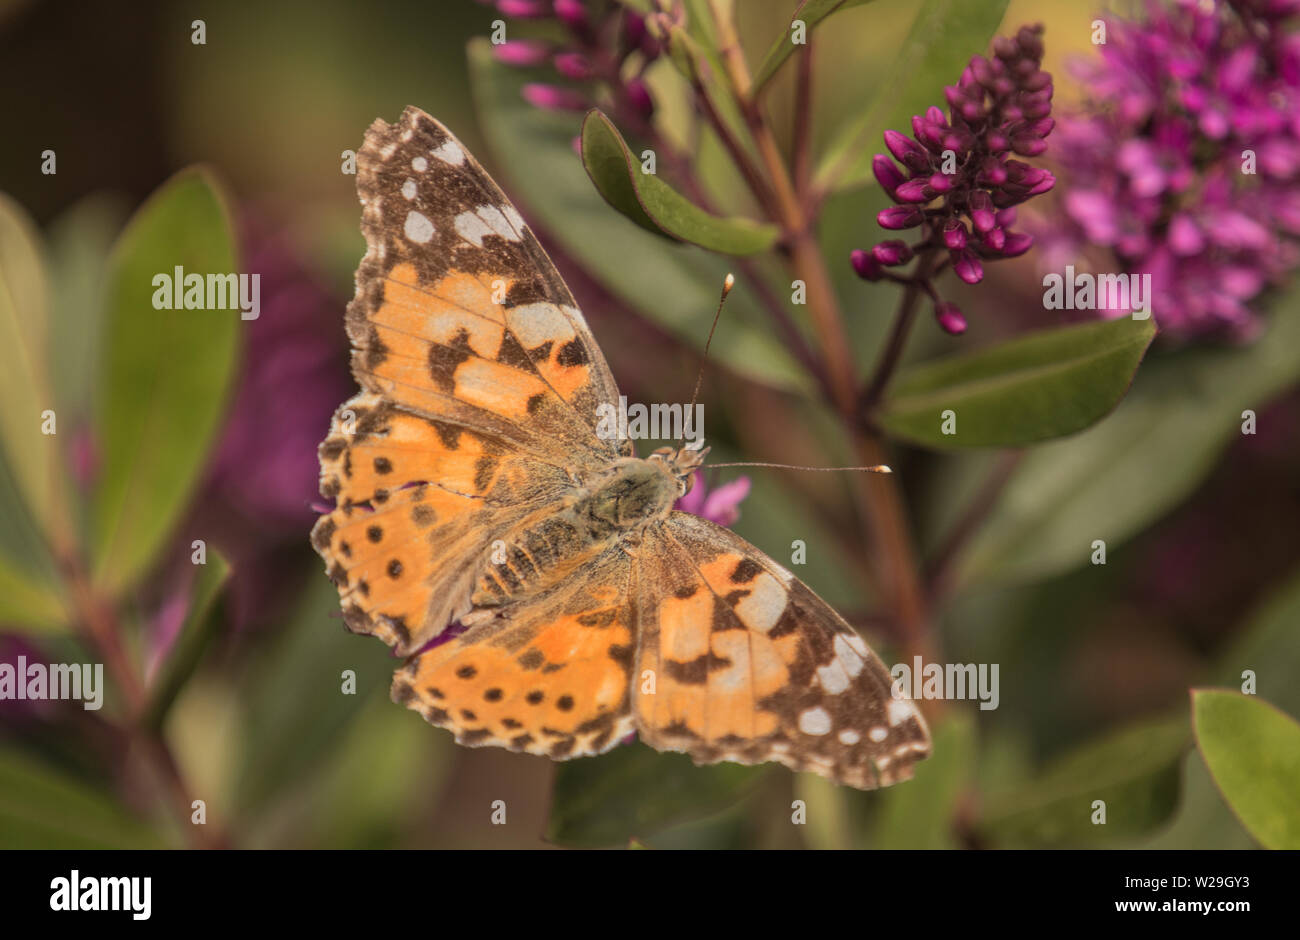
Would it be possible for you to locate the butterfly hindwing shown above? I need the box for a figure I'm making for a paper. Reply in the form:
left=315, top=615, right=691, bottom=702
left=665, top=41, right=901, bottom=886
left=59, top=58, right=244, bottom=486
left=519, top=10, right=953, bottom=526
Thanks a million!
left=633, top=512, right=931, bottom=790
left=390, top=545, right=637, bottom=759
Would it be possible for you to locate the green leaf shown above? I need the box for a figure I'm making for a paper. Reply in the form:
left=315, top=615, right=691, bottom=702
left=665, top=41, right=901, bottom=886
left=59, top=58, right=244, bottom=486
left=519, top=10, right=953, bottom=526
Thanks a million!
left=90, top=168, right=240, bottom=597
left=0, top=193, right=73, bottom=552
left=978, top=713, right=1188, bottom=847
left=1192, top=690, right=1300, bottom=850
left=468, top=39, right=806, bottom=392
left=142, top=553, right=231, bottom=731
left=871, top=709, right=974, bottom=848
left=878, top=317, right=1155, bottom=449
left=233, top=578, right=399, bottom=815
left=954, top=289, right=1300, bottom=588
left=814, top=0, right=1010, bottom=192
left=0, top=746, right=166, bottom=848
left=752, top=0, right=881, bottom=92
left=547, top=745, right=766, bottom=848
left=581, top=109, right=779, bottom=255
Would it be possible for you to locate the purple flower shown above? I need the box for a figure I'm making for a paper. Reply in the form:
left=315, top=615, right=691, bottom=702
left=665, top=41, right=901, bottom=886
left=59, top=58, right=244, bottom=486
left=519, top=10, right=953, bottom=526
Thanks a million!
left=675, top=472, right=751, bottom=527
left=853, top=25, right=1056, bottom=333
left=490, top=2, right=661, bottom=129
left=1051, top=0, right=1300, bottom=341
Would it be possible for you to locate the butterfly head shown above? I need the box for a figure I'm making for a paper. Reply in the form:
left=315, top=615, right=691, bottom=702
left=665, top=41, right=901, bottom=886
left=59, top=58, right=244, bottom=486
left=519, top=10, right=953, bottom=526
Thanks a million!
left=648, top=444, right=710, bottom=498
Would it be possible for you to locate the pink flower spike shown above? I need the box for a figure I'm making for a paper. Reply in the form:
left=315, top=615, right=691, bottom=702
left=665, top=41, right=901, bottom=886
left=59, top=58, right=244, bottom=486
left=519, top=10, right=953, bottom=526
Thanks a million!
left=935, top=302, right=967, bottom=335
left=522, top=83, right=588, bottom=112
left=493, top=39, right=551, bottom=67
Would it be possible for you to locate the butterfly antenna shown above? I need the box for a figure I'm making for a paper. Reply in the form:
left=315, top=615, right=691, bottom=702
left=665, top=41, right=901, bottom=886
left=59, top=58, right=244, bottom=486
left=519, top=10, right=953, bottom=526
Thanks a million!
left=687, top=273, right=734, bottom=417
left=707, top=461, right=893, bottom=473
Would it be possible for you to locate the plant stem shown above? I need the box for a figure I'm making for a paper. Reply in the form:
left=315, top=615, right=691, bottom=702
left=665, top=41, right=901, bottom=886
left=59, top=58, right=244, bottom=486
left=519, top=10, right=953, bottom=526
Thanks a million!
left=703, top=8, right=938, bottom=679
left=861, top=248, right=939, bottom=413
left=926, top=450, right=1024, bottom=605
left=61, top=552, right=225, bottom=849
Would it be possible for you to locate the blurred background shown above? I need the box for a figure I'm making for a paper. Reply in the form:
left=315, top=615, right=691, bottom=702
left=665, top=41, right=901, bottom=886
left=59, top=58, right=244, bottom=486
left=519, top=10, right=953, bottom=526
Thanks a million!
left=0, top=0, right=1296, bottom=849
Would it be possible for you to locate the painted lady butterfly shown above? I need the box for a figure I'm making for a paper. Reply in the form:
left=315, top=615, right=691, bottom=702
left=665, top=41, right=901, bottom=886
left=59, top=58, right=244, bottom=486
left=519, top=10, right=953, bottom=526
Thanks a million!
left=311, top=107, right=931, bottom=789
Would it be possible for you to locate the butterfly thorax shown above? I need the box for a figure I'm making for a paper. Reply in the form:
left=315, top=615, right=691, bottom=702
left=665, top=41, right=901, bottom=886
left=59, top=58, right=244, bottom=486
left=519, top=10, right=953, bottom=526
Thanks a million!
left=471, top=454, right=687, bottom=609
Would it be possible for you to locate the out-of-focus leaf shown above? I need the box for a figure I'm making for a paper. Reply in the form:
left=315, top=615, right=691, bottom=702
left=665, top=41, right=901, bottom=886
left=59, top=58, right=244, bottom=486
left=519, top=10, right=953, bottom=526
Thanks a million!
left=580, top=109, right=779, bottom=255
left=233, top=578, right=397, bottom=814
left=1138, top=750, right=1256, bottom=850
left=752, top=0, right=881, bottom=92
left=955, top=291, right=1300, bottom=589
left=878, top=317, right=1154, bottom=449
left=90, top=169, right=240, bottom=597
left=0, top=554, right=66, bottom=634
left=0, top=193, right=72, bottom=551
left=872, top=709, right=974, bottom=848
left=47, top=195, right=128, bottom=424
left=1192, top=689, right=1300, bottom=850
left=978, top=713, right=1188, bottom=846
left=0, top=747, right=166, bottom=848
left=245, top=694, right=453, bottom=849
left=468, top=39, right=806, bottom=392
left=793, top=772, right=853, bottom=849
left=1211, top=564, right=1300, bottom=720
left=814, top=0, right=1010, bottom=192
left=142, top=553, right=231, bottom=731
left=547, top=745, right=766, bottom=848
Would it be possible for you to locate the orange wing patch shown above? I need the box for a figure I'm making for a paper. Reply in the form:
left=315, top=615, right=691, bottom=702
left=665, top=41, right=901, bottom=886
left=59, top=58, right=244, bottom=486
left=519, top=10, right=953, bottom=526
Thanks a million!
left=633, top=514, right=931, bottom=790
left=391, top=552, right=636, bottom=759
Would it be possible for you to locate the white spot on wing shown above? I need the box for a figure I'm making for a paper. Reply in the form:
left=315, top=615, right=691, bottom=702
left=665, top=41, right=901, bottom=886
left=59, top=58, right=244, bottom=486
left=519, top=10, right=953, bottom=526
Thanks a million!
left=477, top=204, right=520, bottom=241
left=733, top=572, right=786, bottom=634
left=868, top=726, right=888, bottom=743
left=401, top=179, right=417, bottom=200
left=798, top=707, right=832, bottom=736
left=454, top=210, right=493, bottom=248
left=404, top=211, right=435, bottom=244
left=508, top=302, right=578, bottom=347
left=839, top=729, right=861, bottom=745
left=816, top=661, right=849, bottom=695
left=834, top=634, right=865, bottom=678
left=431, top=139, right=466, bottom=165
left=411, top=156, right=428, bottom=172
left=887, top=698, right=913, bottom=727
left=502, top=204, right=526, bottom=235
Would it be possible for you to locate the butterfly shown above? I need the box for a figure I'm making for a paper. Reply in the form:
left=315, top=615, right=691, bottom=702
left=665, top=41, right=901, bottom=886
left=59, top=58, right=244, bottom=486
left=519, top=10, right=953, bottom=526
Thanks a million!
left=310, top=106, right=931, bottom=790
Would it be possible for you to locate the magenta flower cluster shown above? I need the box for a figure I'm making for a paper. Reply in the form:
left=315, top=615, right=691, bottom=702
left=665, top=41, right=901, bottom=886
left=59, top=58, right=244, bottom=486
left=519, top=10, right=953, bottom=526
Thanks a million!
left=483, top=0, right=659, bottom=127
left=1054, top=0, right=1300, bottom=340
left=853, top=25, right=1056, bottom=334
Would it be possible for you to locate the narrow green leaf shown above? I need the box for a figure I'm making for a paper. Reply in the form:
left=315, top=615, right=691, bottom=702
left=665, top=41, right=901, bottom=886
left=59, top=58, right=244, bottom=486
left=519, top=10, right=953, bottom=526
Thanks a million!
left=0, top=193, right=71, bottom=550
left=878, top=317, right=1155, bottom=449
left=581, top=110, right=779, bottom=255
left=814, top=0, right=1010, bottom=192
left=978, top=713, right=1188, bottom=847
left=955, top=288, right=1300, bottom=588
left=0, top=746, right=166, bottom=848
left=142, top=553, right=231, bottom=731
left=1193, top=689, right=1300, bottom=850
left=752, top=0, right=880, bottom=92
left=468, top=39, right=806, bottom=391
left=90, top=169, right=240, bottom=596
left=547, top=745, right=766, bottom=848
left=0, top=555, right=66, bottom=634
